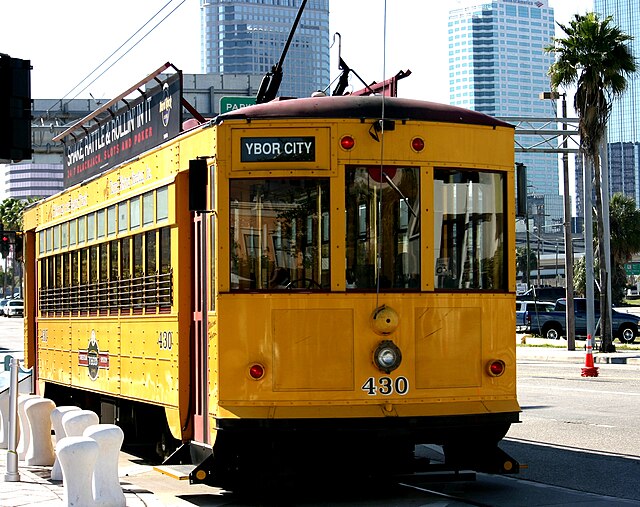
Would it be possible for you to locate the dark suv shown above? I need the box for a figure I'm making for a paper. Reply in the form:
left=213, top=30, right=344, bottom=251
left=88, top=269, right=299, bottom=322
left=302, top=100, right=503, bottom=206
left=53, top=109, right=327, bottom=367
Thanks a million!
left=516, top=287, right=566, bottom=302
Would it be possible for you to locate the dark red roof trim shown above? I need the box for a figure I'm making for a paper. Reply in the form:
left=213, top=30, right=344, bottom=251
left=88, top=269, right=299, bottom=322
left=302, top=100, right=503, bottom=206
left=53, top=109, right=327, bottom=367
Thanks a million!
left=216, top=95, right=513, bottom=129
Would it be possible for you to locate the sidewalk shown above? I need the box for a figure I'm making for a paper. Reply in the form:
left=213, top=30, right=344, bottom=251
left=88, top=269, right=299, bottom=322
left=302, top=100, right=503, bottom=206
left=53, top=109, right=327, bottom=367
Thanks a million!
left=0, top=447, right=222, bottom=507
left=517, top=335, right=640, bottom=365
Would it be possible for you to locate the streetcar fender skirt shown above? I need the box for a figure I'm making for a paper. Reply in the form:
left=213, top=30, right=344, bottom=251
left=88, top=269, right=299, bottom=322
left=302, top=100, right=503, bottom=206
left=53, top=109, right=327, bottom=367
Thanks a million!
left=157, top=441, right=215, bottom=483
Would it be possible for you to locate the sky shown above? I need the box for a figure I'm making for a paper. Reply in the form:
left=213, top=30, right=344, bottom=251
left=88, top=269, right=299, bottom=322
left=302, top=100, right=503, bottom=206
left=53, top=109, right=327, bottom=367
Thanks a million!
left=0, top=0, right=595, bottom=104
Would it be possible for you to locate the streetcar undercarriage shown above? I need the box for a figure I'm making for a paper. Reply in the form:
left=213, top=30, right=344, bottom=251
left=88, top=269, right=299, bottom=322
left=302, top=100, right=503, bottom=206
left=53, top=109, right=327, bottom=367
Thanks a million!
left=164, top=412, right=521, bottom=490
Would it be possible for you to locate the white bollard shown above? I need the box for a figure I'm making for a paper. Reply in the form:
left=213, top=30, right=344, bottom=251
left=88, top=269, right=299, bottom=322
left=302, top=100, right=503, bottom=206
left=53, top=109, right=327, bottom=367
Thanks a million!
left=0, top=391, right=9, bottom=449
left=56, top=436, right=98, bottom=507
left=17, top=394, right=40, bottom=460
left=62, top=409, right=99, bottom=438
left=50, top=406, right=82, bottom=481
left=24, top=397, right=56, bottom=466
left=4, top=357, right=21, bottom=482
left=84, top=424, right=125, bottom=507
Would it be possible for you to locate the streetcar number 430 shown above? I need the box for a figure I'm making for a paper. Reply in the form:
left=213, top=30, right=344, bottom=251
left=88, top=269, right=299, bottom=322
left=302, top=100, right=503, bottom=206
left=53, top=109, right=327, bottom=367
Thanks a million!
left=361, top=376, right=409, bottom=396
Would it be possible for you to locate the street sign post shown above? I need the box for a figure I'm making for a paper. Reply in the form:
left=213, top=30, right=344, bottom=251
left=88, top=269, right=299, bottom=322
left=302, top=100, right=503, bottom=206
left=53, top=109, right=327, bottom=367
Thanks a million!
left=220, top=96, right=256, bottom=113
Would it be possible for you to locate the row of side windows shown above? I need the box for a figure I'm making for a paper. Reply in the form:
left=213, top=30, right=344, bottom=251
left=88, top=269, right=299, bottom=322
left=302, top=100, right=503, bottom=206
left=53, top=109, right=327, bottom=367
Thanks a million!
left=38, top=226, right=172, bottom=315
left=38, top=186, right=168, bottom=254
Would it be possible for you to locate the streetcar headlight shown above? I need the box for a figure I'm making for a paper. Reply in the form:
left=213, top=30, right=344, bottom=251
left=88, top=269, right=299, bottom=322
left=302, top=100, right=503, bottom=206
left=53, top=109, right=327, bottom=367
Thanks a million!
left=373, top=340, right=402, bottom=374
left=486, top=359, right=506, bottom=377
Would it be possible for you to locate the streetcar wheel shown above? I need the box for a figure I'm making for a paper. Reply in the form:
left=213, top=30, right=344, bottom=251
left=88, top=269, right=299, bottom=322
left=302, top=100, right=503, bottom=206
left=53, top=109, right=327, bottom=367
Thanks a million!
left=617, top=325, right=637, bottom=344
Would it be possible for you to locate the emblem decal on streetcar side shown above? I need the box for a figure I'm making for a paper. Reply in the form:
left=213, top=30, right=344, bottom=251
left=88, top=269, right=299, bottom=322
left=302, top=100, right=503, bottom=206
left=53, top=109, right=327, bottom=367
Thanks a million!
left=78, top=330, right=110, bottom=381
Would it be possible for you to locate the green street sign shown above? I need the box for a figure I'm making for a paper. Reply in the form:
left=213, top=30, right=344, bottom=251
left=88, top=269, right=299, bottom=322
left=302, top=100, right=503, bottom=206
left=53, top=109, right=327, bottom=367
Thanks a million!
left=220, top=96, right=257, bottom=113
left=625, top=263, right=640, bottom=275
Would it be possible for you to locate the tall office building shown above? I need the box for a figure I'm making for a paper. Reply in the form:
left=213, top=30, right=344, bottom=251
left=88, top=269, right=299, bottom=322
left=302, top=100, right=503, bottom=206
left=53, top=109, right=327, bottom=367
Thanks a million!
left=594, top=1, right=640, bottom=205
left=448, top=0, right=561, bottom=227
left=200, top=0, right=330, bottom=100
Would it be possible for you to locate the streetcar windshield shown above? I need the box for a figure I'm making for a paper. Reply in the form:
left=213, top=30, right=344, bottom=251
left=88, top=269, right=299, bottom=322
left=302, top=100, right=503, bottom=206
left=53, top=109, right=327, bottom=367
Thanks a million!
left=229, top=178, right=330, bottom=290
left=345, top=166, right=420, bottom=290
left=434, top=169, right=506, bottom=291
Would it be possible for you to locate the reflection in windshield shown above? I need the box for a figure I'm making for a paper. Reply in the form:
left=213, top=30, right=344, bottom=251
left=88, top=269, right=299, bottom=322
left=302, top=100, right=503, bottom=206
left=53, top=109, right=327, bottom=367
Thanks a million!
left=345, top=166, right=420, bottom=290
left=229, top=179, right=330, bottom=290
left=434, top=169, right=506, bottom=291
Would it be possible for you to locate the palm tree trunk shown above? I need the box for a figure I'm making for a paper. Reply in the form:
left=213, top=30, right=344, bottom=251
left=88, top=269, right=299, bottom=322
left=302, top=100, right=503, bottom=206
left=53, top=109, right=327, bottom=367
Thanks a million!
left=592, top=153, right=615, bottom=352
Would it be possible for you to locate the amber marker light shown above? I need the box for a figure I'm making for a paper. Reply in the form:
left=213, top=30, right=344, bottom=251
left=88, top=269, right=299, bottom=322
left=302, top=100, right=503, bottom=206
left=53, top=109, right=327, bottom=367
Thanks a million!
left=340, top=135, right=355, bottom=150
left=249, top=363, right=265, bottom=380
left=411, top=137, right=425, bottom=152
left=487, top=359, right=506, bottom=377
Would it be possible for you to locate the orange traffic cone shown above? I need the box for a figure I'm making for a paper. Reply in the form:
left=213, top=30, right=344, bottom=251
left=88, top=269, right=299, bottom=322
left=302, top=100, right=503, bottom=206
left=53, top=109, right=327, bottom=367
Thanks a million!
left=581, top=334, right=599, bottom=377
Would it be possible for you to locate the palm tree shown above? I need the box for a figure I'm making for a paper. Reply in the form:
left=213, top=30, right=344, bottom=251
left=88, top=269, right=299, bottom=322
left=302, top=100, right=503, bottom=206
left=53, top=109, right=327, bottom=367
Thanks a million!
left=546, top=13, right=636, bottom=352
left=609, top=193, right=640, bottom=304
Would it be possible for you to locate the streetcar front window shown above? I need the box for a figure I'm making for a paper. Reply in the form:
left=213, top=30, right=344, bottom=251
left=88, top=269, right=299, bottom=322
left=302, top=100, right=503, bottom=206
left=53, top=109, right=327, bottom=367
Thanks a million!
left=345, top=166, right=420, bottom=290
left=230, top=178, right=330, bottom=291
left=434, top=169, right=506, bottom=291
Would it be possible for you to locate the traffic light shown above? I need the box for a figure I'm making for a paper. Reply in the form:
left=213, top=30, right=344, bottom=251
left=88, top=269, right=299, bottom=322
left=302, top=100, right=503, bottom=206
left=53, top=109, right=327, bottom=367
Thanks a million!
left=0, top=53, right=32, bottom=161
left=0, top=231, right=15, bottom=259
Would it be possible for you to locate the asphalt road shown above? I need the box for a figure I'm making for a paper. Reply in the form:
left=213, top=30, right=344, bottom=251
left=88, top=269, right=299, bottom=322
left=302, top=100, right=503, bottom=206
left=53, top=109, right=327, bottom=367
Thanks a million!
left=506, top=359, right=640, bottom=501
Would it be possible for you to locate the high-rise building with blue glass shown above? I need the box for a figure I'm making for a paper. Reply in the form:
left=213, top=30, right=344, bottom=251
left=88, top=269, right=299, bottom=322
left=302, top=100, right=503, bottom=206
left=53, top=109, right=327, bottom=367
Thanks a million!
left=448, top=0, right=562, bottom=226
left=594, top=0, right=640, bottom=205
left=200, top=0, right=330, bottom=100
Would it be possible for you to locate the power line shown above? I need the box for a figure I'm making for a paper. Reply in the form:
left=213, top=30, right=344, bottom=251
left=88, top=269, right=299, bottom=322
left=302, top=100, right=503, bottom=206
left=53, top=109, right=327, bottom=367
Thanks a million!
left=53, top=0, right=186, bottom=111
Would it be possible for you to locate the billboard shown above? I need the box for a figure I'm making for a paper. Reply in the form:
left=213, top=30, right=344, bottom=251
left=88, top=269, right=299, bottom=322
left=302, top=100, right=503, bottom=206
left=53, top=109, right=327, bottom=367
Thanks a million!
left=62, top=73, right=182, bottom=188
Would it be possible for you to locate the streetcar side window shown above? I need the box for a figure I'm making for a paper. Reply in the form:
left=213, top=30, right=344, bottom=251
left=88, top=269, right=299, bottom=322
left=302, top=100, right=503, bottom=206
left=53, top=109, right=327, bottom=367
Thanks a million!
left=229, top=178, right=330, bottom=291
left=434, top=169, right=506, bottom=291
left=345, top=166, right=420, bottom=290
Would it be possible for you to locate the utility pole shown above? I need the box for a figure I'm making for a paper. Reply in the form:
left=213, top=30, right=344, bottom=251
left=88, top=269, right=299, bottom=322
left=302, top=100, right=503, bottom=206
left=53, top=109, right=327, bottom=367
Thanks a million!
left=537, top=91, right=575, bottom=350
left=561, top=93, right=576, bottom=351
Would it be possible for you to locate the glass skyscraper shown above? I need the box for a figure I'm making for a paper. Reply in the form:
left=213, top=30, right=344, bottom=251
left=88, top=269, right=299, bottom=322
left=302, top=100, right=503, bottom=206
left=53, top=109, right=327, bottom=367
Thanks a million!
left=200, top=0, right=330, bottom=100
left=448, top=0, right=561, bottom=225
left=594, top=0, right=640, bottom=204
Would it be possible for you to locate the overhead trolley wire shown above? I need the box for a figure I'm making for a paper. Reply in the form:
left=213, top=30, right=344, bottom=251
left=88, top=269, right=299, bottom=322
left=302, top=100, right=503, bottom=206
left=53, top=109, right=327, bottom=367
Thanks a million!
left=51, top=0, right=186, bottom=113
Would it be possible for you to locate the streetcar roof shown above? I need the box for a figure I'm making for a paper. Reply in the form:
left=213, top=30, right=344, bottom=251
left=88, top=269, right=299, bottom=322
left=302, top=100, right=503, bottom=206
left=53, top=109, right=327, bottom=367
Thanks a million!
left=216, top=95, right=513, bottom=129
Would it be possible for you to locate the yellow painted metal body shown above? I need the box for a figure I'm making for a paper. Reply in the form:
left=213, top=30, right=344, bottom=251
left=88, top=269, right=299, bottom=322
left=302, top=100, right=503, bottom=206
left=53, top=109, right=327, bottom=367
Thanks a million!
left=23, top=100, right=518, bottom=446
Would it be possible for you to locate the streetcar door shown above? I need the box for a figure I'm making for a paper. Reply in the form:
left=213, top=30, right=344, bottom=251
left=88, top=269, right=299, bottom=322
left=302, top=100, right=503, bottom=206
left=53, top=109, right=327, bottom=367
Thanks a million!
left=190, top=160, right=209, bottom=443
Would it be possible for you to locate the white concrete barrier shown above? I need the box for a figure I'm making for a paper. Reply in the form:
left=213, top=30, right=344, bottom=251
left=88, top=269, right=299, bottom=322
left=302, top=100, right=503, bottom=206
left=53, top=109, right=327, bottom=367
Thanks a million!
left=50, top=406, right=82, bottom=481
left=62, top=409, right=99, bottom=438
left=17, top=394, right=40, bottom=460
left=24, top=397, right=55, bottom=466
left=84, top=424, right=125, bottom=507
left=56, top=436, right=99, bottom=507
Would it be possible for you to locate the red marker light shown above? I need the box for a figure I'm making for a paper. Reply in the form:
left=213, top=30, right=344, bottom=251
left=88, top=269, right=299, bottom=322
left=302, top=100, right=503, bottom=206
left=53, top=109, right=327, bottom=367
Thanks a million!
left=340, top=135, right=355, bottom=150
left=411, top=137, right=425, bottom=152
left=249, top=363, right=265, bottom=380
left=487, top=360, right=505, bottom=377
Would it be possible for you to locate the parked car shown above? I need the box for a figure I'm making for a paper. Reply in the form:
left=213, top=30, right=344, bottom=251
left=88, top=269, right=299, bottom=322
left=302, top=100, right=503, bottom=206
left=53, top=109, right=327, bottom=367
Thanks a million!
left=528, top=298, right=640, bottom=343
left=4, top=299, right=23, bottom=318
left=516, top=300, right=555, bottom=331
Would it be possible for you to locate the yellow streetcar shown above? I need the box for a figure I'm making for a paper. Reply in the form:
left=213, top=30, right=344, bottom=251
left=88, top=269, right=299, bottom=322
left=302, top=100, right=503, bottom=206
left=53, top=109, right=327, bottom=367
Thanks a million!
left=23, top=86, right=519, bottom=487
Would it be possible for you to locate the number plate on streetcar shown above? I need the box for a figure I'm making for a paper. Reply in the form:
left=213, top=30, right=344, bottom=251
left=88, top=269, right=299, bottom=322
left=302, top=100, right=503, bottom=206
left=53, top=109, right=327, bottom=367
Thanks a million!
left=361, top=376, right=409, bottom=396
